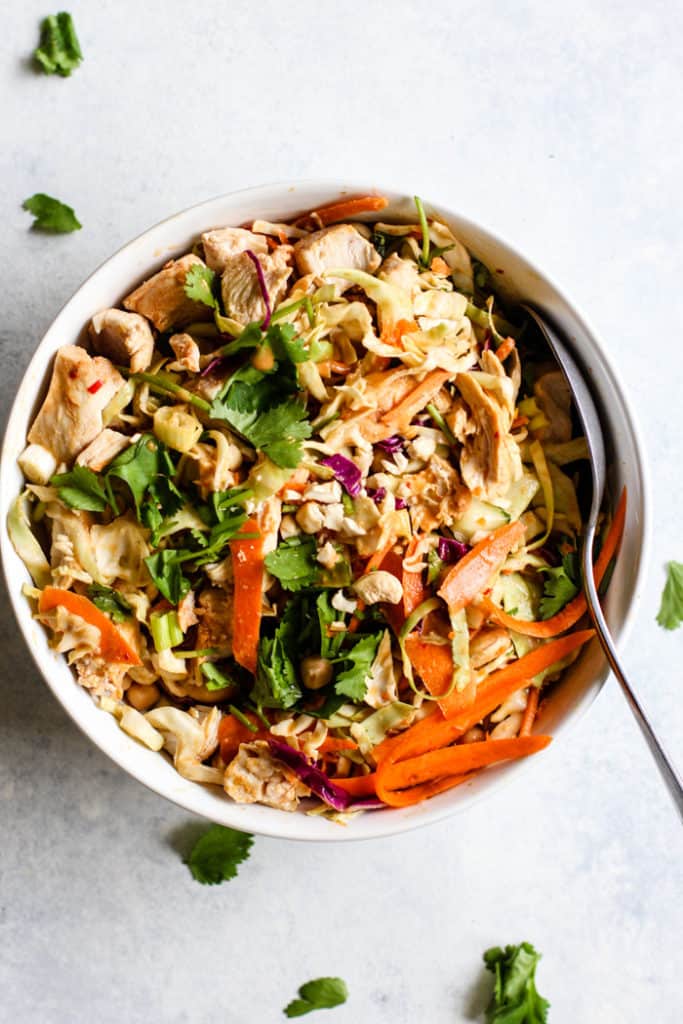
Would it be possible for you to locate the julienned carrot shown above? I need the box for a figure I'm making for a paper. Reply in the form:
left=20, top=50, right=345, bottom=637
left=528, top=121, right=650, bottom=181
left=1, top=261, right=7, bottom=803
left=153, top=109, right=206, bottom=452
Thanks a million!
left=402, top=536, right=427, bottom=617
left=519, top=686, right=539, bottom=737
left=480, top=488, right=627, bottom=638
left=496, top=337, right=516, bottom=361
left=438, top=520, right=526, bottom=614
left=364, top=536, right=396, bottom=574
left=319, top=736, right=358, bottom=754
left=380, top=370, right=451, bottom=433
left=380, top=318, right=418, bottom=347
left=403, top=634, right=476, bottom=716
left=38, top=586, right=141, bottom=666
left=334, top=774, right=377, bottom=797
left=302, top=194, right=388, bottom=227
left=218, top=712, right=267, bottom=762
left=376, top=735, right=551, bottom=806
left=374, top=629, right=595, bottom=766
left=229, top=519, right=264, bottom=674
left=374, top=773, right=471, bottom=807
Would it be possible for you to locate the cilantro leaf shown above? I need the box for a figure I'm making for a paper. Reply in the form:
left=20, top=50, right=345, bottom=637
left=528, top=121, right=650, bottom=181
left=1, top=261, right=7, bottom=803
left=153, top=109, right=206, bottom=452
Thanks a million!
left=184, top=263, right=217, bottom=309
left=141, top=476, right=185, bottom=545
left=210, top=363, right=310, bottom=469
left=335, top=632, right=381, bottom=701
left=144, top=549, right=191, bottom=605
left=539, top=553, right=579, bottom=619
left=656, top=561, right=683, bottom=630
left=253, top=597, right=310, bottom=709
left=483, top=942, right=549, bottom=1024
left=106, top=433, right=173, bottom=514
left=86, top=584, right=132, bottom=624
left=33, top=12, right=82, bottom=77
left=284, top=977, right=348, bottom=1018
left=185, top=824, right=253, bottom=885
left=200, top=661, right=245, bottom=693
left=51, top=464, right=109, bottom=511
left=23, top=193, right=81, bottom=233
left=267, top=322, right=309, bottom=365
left=265, top=537, right=320, bottom=592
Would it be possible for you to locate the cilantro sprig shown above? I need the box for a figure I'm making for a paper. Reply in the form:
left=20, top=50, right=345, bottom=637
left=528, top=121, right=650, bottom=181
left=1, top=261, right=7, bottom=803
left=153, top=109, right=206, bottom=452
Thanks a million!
left=51, top=464, right=109, bottom=511
left=86, top=584, right=132, bottom=624
left=184, top=263, right=218, bottom=309
left=33, top=12, right=83, bottom=77
left=284, top=977, right=348, bottom=1018
left=23, top=193, right=81, bottom=233
left=656, top=561, right=683, bottom=630
left=483, top=942, right=549, bottom=1023
left=539, top=552, right=579, bottom=619
left=185, top=824, right=253, bottom=885
left=334, top=632, right=381, bottom=701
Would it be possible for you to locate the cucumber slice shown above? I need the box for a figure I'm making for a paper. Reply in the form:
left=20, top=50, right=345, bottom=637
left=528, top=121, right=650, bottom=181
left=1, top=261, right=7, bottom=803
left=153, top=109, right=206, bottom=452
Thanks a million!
left=453, top=498, right=509, bottom=540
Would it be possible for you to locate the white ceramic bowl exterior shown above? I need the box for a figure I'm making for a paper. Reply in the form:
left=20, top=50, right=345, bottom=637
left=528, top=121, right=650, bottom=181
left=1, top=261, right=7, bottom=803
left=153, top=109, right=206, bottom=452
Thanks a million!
left=0, top=182, right=649, bottom=841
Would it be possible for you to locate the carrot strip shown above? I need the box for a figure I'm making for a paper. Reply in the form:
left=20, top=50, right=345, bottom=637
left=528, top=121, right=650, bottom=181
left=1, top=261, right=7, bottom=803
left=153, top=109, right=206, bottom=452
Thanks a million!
left=377, top=735, right=551, bottom=803
left=430, top=256, right=450, bottom=276
left=300, top=194, right=388, bottom=227
left=218, top=713, right=268, bottom=762
left=438, top=520, right=526, bottom=614
left=402, top=536, right=427, bottom=617
left=319, top=736, right=358, bottom=754
left=403, top=634, right=477, bottom=715
left=38, top=586, right=141, bottom=666
left=364, top=537, right=396, bottom=574
left=374, top=629, right=595, bottom=765
left=519, top=686, right=539, bottom=737
left=380, top=370, right=451, bottom=433
left=334, top=774, right=377, bottom=797
left=380, top=318, right=419, bottom=347
left=480, top=488, right=627, bottom=638
left=496, top=337, right=516, bottom=361
left=229, top=519, right=264, bottom=674
left=375, top=772, right=472, bottom=807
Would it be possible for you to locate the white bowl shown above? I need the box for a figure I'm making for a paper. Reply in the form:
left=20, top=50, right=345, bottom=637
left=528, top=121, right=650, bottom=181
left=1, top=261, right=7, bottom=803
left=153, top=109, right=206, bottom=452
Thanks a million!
left=0, top=181, right=650, bottom=841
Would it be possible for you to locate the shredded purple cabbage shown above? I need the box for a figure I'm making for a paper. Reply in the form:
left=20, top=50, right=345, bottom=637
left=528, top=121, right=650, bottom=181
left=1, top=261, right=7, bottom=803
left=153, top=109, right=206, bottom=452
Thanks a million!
left=245, top=249, right=272, bottom=328
left=394, top=497, right=407, bottom=510
left=376, top=435, right=404, bottom=454
left=267, top=739, right=352, bottom=811
left=367, top=487, right=387, bottom=505
left=267, top=739, right=385, bottom=812
left=320, top=454, right=362, bottom=497
left=200, top=356, right=226, bottom=378
left=437, top=536, right=469, bottom=563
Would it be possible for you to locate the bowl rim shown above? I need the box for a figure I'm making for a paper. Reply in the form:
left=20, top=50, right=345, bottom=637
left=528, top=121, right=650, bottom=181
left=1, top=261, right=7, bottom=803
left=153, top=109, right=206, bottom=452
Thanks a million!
left=0, top=178, right=651, bottom=841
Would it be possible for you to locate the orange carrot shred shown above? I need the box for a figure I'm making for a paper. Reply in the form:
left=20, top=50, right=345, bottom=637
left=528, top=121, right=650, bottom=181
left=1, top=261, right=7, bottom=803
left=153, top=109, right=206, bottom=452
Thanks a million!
left=229, top=519, right=264, bottom=675
left=438, top=520, right=526, bottom=615
left=519, top=686, right=540, bottom=737
left=38, top=587, right=141, bottom=666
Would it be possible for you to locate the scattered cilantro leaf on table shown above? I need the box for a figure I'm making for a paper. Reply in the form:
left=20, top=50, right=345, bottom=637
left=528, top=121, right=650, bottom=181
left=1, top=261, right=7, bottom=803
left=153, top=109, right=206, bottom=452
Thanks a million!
left=284, top=977, right=348, bottom=1018
left=656, top=561, right=683, bottom=630
left=86, top=584, right=132, bottom=623
left=185, top=824, right=253, bottom=885
left=184, top=263, right=217, bottom=309
left=50, top=464, right=109, bottom=511
left=539, top=553, right=579, bottom=619
left=23, top=193, right=81, bottom=233
left=33, top=12, right=82, bottom=77
left=483, top=942, right=549, bottom=1023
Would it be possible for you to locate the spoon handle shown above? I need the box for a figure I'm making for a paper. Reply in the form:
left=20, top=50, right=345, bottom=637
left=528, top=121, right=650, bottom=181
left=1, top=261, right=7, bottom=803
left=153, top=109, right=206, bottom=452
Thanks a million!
left=582, top=520, right=683, bottom=821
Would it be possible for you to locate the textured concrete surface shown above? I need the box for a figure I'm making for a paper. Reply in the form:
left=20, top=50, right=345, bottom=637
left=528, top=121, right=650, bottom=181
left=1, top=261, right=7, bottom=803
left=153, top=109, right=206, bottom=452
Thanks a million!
left=2, top=2, right=682, bottom=1021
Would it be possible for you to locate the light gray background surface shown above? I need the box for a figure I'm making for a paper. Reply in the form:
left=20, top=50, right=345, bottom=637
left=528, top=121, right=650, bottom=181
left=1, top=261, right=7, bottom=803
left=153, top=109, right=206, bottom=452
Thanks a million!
left=2, top=2, right=682, bottom=1021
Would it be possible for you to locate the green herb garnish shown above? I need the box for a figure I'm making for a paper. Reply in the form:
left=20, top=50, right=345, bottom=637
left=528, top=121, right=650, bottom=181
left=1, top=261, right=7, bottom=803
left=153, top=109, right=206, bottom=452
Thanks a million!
left=656, top=561, right=683, bottom=630
left=483, top=942, right=549, bottom=1023
left=51, top=464, right=108, bottom=511
left=185, top=824, right=253, bottom=885
left=86, top=584, right=132, bottom=623
left=33, top=12, right=82, bottom=77
left=23, top=193, right=81, bottom=233
left=284, top=977, right=348, bottom=1018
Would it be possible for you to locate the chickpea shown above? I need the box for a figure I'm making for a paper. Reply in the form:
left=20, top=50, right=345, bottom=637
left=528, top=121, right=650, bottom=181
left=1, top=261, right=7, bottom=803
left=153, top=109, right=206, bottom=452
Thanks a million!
left=126, top=682, right=161, bottom=713
left=252, top=344, right=275, bottom=373
left=300, top=656, right=333, bottom=691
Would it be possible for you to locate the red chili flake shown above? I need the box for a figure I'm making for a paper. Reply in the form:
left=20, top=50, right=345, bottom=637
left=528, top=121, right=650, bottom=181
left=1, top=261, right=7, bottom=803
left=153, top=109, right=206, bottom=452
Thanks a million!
left=87, top=379, right=103, bottom=394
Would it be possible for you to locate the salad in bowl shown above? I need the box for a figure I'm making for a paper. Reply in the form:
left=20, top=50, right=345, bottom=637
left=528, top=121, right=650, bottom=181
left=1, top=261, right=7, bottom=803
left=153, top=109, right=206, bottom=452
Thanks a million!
left=7, top=192, right=624, bottom=822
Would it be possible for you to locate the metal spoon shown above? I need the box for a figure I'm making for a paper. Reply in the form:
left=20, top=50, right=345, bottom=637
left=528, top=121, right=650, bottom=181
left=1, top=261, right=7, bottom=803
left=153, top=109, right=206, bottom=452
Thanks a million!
left=522, top=304, right=683, bottom=820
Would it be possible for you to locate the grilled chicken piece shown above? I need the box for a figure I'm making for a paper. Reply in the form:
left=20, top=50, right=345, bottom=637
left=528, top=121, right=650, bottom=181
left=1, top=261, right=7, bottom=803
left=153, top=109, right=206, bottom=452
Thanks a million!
left=88, top=308, right=155, bottom=372
left=378, top=252, right=420, bottom=295
left=201, top=226, right=268, bottom=272
left=123, top=254, right=212, bottom=332
left=399, top=453, right=471, bottom=531
left=224, top=741, right=310, bottom=811
left=220, top=248, right=292, bottom=325
left=294, top=224, right=380, bottom=290
left=534, top=370, right=572, bottom=443
left=456, top=371, right=522, bottom=500
left=76, top=428, right=130, bottom=472
left=169, top=332, right=201, bottom=373
left=196, top=587, right=233, bottom=655
left=27, top=345, right=124, bottom=465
